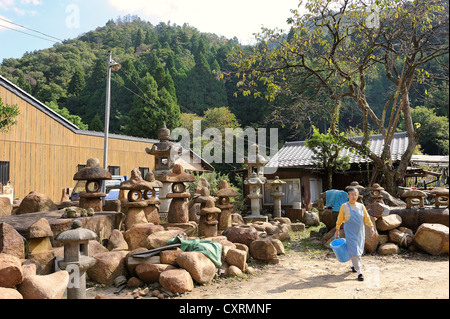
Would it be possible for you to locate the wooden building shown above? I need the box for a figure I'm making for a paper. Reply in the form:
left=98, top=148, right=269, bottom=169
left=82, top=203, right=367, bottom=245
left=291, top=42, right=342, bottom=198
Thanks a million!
left=0, top=75, right=212, bottom=202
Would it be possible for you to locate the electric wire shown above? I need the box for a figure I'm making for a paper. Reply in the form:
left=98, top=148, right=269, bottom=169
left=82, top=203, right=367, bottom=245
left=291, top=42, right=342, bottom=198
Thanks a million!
left=0, top=17, right=64, bottom=42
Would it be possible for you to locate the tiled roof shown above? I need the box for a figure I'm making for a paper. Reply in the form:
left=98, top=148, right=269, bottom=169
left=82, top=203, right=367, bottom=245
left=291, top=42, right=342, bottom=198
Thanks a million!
left=265, top=132, right=409, bottom=168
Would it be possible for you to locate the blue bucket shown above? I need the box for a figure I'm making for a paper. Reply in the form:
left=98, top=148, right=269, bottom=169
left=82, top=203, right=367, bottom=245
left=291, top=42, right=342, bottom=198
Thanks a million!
left=330, top=236, right=350, bottom=263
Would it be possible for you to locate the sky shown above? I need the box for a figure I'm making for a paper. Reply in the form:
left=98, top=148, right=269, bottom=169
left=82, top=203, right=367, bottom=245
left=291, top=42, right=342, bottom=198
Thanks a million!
left=0, top=0, right=298, bottom=61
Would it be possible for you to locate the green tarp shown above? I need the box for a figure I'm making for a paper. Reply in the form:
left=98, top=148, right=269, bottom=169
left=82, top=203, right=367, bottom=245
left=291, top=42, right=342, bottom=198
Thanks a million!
left=167, top=237, right=222, bottom=268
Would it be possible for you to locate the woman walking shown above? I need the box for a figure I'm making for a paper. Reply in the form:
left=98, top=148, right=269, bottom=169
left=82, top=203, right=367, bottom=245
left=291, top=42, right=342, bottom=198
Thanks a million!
left=334, top=187, right=375, bottom=281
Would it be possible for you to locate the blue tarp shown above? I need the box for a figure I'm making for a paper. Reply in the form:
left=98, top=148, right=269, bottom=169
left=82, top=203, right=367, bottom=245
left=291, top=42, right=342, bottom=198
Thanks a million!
left=326, top=190, right=349, bottom=212
left=167, top=236, right=223, bottom=268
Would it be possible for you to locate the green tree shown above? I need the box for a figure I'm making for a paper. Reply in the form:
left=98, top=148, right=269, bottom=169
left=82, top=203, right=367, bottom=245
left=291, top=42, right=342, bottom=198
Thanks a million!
left=228, top=0, right=449, bottom=195
left=402, top=106, right=449, bottom=155
left=67, top=68, right=86, bottom=96
left=89, top=114, right=104, bottom=132
left=46, top=101, right=88, bottom=130
left=0, top=97, right=20, bottom=132
left=305, top=126, right=351, bottom=189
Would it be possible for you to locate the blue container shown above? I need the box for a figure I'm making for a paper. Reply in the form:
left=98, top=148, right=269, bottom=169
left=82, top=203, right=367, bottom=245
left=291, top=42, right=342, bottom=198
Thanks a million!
left=330, top=236, right=350, bottom=263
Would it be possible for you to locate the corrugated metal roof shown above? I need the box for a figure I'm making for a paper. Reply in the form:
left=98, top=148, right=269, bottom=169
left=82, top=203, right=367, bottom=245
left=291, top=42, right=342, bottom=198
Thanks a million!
left=265, top=132, right=409, bottom=168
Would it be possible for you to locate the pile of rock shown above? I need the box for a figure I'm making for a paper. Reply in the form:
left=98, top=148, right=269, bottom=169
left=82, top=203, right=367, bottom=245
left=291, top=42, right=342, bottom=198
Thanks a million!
left=321, top=213, right=449, bottom=256
left=0, top=222, right=69, bottom=299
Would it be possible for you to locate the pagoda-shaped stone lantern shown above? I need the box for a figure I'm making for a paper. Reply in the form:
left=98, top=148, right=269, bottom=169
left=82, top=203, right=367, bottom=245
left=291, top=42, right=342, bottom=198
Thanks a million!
left=161, top=164, right=195, bottom=224
left=120, top=168, right=158, bottom=230
left=267, top=176, right=285, bottom=218
left=199, top=199, right=221, bottom=238
left=243, top=144, right=267, bottom=222
left=367, top=183, right=385, bottom=204
left=145, top=123, right=182, bottom=214
left=143, top=172, right=163, bottom=224
left=55, top=219, right=97, bottom=299
left=215, top=180, right=239, bottom=231
left=73, top=158, right=112, bottom=212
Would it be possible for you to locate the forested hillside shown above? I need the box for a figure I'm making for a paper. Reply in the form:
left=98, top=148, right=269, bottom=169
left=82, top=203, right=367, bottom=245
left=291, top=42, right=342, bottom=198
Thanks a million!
left=1, top=15, right=448, bottom=155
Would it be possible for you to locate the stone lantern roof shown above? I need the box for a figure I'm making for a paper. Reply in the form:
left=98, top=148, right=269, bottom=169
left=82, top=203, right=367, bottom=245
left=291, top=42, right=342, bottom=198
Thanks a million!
left=244, top=172, right=266, bottom=186
left=215, top=180, right=239, bottom=198
left=120, top=168, right=155, bottom=191
left=73, top=158, right=112, bottom=181
left=267, top=176, right=285, bottom=186
left=161, top=164, right=195, bottom=183
left=54, top=220, right=97, bottom=242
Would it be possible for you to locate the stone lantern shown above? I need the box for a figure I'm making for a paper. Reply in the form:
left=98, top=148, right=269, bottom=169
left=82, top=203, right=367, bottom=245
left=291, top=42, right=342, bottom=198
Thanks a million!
left=401, top=189, right=427, bottom=208
left=367, top=183, right=385, bottom=204
left=143, top=172, right=163, bottom=224
left=243, top=144, right=267, bottom=222
left=55, top=219, right=97, bottom=299
left=26, top=218, right=54, bottom=275
left=430, top=187, right=449, bottom=208
left=120, top=168, right=158, bottom=230
left=244, top=172, right=267, bottom=222
left=199, top=199, right=221, bottom=238
left=214, top=180, right=239, bottom=231
left=73, top=158, right=112, bottom=212
left=268, top=176, right=285, bottom=218
left=145, top=123, right=182, bottom=214
left=161, top=164, right=195, bottom=224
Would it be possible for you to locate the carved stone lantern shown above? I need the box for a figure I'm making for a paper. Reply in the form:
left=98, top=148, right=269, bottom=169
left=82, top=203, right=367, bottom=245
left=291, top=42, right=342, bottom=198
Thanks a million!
left=243, top=144, right=267, bottom=222
left=401, top=189, right=427, bottom=208
left=143, top=171, right=163, bottom=224
left=26, top=218, right=54, bottom=275
left=430, top=187, right=449, bottom=208
left=199, top=199, right=221, bottom=238
left=268, top=176, right=286, bottom=218
left=161, top=164, right=195, bottom=224
left=145, top=123, right=182, bottom=214
left=73, top=158, right=112, bottom=212
left=214, top=180, right=239, bottom=231
left=244, top=172, right=266, bottom=222
left=367, top=183, right=385, bottom=204
left=120, top=168, right=157, bottom=230
left=55, top=219, right=97, bottom=299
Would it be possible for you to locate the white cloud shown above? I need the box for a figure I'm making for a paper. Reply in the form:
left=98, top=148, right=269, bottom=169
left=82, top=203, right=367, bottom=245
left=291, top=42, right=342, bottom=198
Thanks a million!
left=0, top=0, right=42, bottom=15
left=107, top=0, right=296, bottom=44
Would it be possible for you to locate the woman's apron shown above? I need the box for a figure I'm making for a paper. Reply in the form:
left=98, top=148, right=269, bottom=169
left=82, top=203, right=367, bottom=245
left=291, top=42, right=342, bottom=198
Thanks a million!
left=343, top=203, right=365, bottom=257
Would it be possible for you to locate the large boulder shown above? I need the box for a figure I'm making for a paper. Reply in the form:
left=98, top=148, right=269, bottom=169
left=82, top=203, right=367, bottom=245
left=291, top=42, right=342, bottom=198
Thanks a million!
left=364, top=216, right=380, bottom=253
left=145, top=229, right=187, bottom=250
left=377, top=243, right=399, bottom=255
left=249, top=238, right=277, bottom=261
left=303, top=211, right=320, bottom=226
left=17, top=271, right=69, bottom=299
left=389, top=228, right=413, bottom=248
left=413, top=223, right=449, bottom=255
left=123, top=223, right=164, bottom=251
left=107, top=229, right=128, bottom=251
left=0, top=253, right=23, bottom=288
left=375, top=214, right=402, bottom=231
left=87, top=251, right=128, bottom=285
left=0, top=222, right=25, bottom=259
left=0, top=287, right=23, bottom=299
left=225, top=248, right=247, bottom=271
left=176, top=251, right=216, bottom=284
left=0, top=197, right=12, bottom=217
left=223, top=225, right=259, bottom=247
left=159, top=269, right=194, bottom=294
left=135, top=263, right=176, bottom=283
left=15, top=191, right=58, bottom=215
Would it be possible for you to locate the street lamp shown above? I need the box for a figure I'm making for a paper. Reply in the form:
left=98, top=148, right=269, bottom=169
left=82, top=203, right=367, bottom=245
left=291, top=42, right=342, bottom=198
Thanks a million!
left=103, top=50, right=121, bottom=173
left=102, top=51, right=121, bottom=199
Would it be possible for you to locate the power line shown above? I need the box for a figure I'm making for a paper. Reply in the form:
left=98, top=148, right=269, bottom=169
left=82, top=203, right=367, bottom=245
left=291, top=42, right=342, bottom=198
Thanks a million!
left=0, top=24, right=59, bottom=44
left=0, top=17, right=63, bottom=43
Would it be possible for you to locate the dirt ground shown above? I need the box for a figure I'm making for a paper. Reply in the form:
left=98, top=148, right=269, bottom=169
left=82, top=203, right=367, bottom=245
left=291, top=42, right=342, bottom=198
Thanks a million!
left=87, top=243, right=449, bottom=300
left=180, top=251, right=449, bottom=300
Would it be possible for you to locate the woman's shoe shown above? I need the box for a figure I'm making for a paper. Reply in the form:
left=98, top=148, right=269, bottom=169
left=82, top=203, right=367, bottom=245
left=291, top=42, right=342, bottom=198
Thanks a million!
left=358, top=274, right=364, bottom=281
left=351, top=266, right=357, bottom=273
